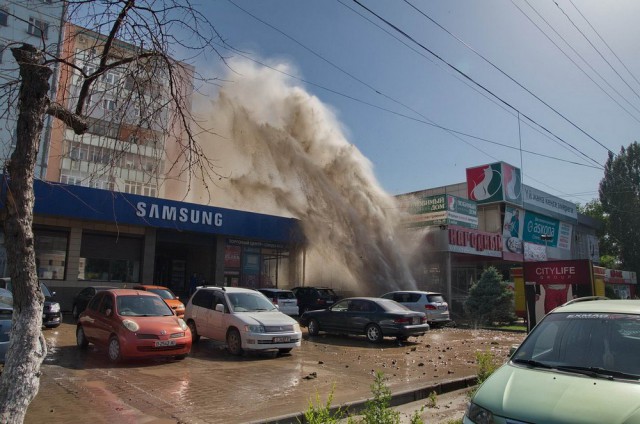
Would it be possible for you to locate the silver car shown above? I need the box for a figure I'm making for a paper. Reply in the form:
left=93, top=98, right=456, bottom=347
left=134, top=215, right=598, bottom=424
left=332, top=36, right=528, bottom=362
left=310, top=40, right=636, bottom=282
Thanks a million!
left=258, top=289, right=299, bottom=316
left=381, top=291, right=450, bottom=326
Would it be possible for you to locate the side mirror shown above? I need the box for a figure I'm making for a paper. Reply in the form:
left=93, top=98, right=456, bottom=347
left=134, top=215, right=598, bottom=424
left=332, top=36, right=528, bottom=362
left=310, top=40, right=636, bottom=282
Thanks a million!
left=215, top=304, right=225, bottom=313
left=176, top=296, right=180, bottom=300
left=51, top=291, right=56, bottom=297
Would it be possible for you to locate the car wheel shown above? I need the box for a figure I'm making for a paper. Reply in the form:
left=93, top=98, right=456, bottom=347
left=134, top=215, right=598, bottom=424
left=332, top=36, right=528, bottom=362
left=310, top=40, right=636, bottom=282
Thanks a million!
left=108, top=336, right=122, bottom=362
left=187, top=320, right=200, bottom=343
left=278, top=348, right=293, bottom=355
left=365, top=324, right=383, bottom=343
left=76, top=326, right=89, bottom=349
left=227, top=328, right=243, bottom=356
left=396, top=335, right=408, bottom=342
left=307, top=319, right=320, bottom=336
left=174, top=354, right=188, bottom=360
left=72, top=305, right=79, bottom=320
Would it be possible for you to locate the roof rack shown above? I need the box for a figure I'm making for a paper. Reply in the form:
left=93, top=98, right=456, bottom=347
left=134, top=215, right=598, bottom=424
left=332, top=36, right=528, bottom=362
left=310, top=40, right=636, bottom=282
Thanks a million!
left=562, top=296, right=609, bottom=306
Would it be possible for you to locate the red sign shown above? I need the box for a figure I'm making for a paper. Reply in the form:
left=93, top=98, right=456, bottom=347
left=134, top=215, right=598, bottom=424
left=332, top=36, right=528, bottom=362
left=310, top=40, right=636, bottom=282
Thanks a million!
left=224, top=245, right=241, bottom=268
left=448, top=226, right=502, bottom=257
left=524, top=260, right=591, bottom=285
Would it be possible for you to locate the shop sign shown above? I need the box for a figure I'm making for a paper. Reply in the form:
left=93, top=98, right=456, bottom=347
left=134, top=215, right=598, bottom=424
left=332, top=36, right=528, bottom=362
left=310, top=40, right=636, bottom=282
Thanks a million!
left=466, top=162, right=522, bottom=205
left=523, top=211, right=560, bottom=246
left=523, top=260, right=591, bottom=285
left=403, top=194, right=478, bottom=229
left=502, top=206, right=524, bottom=259
left=605, top=269, right=638, bottom=285
left=448, top=226, right=502, bottom=257
left=224, top=245, right=241, bottom=268
left=523, top=185, right=577, bottom=220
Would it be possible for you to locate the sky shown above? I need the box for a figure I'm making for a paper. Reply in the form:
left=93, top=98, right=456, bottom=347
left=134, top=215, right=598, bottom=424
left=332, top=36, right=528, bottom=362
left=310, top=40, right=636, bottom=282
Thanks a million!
left=190, top=0, right=640, bottom=206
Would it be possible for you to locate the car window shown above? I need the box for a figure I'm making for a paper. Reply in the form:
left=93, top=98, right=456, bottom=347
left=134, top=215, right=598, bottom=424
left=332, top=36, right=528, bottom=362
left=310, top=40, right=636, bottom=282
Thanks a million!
left=78, top=288, right=92, bottom=297
left=87, top=292, right=104, bottom=311
left=317, top=289, right=335, bottom=299
left=40, top=283, right=52, bottom=297
left=349, top=300, right=375, bottom=312
left=227, top=292, right=276, bottom=312
left=426, top=294, right=444, bottom=303
left=277, top=291, right=295, bottom=300
left=117, top=295, right=173, bottom=316
left=148, top=288, right=175, bottom=300
left=381, top=293, right=393, bottom=300
left=191, top=289, right=214, bottom=309
left=379, top=299, right=412, bottom=312
left=0, top=288, right=12, bottom=307
left=98, top=294, right=114, bottom=315
left=213, top=292, right=227, bottom=311
left=331, top=300, right=349, bottom=312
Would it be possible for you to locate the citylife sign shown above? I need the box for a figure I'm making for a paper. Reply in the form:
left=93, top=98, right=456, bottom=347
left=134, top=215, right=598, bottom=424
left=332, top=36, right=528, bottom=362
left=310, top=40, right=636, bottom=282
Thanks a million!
left=524, top=260, right=591, bottom=285
left=448, top=226, right=502, bottom=257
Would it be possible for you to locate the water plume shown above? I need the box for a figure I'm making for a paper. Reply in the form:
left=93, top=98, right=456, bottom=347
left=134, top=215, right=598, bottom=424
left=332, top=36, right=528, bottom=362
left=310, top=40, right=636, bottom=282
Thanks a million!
left=190, top=58, right=416, bottom=295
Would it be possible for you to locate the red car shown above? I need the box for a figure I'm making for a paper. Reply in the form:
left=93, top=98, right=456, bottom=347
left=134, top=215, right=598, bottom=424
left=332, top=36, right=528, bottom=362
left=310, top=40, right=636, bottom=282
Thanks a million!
left=76, top=289, right=191, bottom=362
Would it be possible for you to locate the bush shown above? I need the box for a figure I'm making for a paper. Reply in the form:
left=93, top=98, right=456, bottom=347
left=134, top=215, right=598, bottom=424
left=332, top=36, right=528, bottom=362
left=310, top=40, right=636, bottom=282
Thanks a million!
left=464, top=266, right=516, bottom=325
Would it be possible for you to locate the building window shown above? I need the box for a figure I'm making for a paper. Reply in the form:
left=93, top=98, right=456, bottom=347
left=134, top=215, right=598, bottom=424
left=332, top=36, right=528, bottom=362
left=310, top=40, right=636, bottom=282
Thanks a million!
left=102, top=99, right=116, bottom=111
left=79, top=233, right=141, bottom=283
left=0, top=9, right=8, bottom=27
left=0, top=45, right=4, bottom=64
left=35, top=230, right=68, bottom=280
left=27, top=18, right=49, bottom=39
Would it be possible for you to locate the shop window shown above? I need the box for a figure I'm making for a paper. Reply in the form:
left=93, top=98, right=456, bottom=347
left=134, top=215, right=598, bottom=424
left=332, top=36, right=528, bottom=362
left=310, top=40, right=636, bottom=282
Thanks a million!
left=35, top=230, right=68, bottom=280
left=79, top=258, right=138, bottom=283
left=79, top=233, right=141, bottom=283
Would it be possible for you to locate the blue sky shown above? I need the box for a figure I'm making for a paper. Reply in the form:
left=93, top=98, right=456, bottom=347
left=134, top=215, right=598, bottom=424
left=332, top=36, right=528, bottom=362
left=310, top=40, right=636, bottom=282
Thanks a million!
left=194, top=0, right=640, bottom=205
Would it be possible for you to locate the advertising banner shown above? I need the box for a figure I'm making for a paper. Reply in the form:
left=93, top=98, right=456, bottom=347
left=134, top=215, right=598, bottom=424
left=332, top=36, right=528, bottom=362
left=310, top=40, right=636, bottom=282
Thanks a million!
left=466, top=162, right=522, bottom=205
left=403, top=194, right=478, bottom=229
left=448, top=225, right=502, bottom=257
left=502, top=206, right=524, bottom=261
left=523, top=259, right=592, bottom=285
left=523, top=185, right=578, bottom=221
left=605, top=269, right=638, bottom=285
left=557, top=222, right=573, bottom=250
left=523, top=211, right=559, bottom=246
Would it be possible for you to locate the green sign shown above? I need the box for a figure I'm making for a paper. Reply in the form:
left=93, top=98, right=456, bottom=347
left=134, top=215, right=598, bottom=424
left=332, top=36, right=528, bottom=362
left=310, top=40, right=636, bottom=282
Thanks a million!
left=404, top=195, right=477, bottom=229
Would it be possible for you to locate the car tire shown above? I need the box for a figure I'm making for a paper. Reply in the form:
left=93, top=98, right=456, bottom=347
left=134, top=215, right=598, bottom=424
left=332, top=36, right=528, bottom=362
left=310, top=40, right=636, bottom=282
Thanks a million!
left=278, top=348, right=293, bottom=355
left=396, top=335, right=408, bottom=342
left=307, top=319, right=320, bottom=336
left=72, top=304, right=79, bottom=320
left=45, top=324, right=61, bottom=329
left=187, top=320, right=200, bottom=343
left=108, top=336, right=122, bottom=362
left=227, top=328, right=243, bottom=356
left=76, top=326, right=89, bottom=349
left=365, top=324, right=383, bottom=343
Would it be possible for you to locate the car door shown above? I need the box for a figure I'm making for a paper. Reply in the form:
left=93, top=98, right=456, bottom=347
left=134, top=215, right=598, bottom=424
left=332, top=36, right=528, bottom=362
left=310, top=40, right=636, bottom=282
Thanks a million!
left=77, top=287, right=95, bottom=312
left=80, top=292, right=105, bottom=341
left=93, top=293, right=116, bottom=346
left=322, top=299, right=349, bottom=332
left=210, top=291, right=229, bottom=341
left=190, top=290, right=215, bottom=338
left=345, top=299, right=375, bottom=334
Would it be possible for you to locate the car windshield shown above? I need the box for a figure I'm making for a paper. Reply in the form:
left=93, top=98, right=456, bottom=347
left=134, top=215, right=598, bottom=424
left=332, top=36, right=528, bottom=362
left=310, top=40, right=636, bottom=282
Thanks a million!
left=318, top=289, right=336, bottom=299
left=277, top=291, right=295, bottom=299
left=513, top=312, right=640, bottom=379
left=116, top=295, right=174, bottom=317
left=228, top=293, right=277, bottom=312
left=427, top=294, right=445, bottom=303
left=148, top=288, right=176, bottom=300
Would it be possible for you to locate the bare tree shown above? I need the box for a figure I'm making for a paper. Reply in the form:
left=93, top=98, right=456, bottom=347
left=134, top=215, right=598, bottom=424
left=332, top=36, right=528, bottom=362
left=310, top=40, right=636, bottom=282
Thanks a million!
left=0, top=1, right=227, bottom=421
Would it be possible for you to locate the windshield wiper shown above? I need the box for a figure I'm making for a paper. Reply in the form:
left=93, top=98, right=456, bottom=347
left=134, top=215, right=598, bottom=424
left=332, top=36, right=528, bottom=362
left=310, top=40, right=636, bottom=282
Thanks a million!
left=556, top=366, right=640, bottom=380
left=512, top=359, right=553, bottom=369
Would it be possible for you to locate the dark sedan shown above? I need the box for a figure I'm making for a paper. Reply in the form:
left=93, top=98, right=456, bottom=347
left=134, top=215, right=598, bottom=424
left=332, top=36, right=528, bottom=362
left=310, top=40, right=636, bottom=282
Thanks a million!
left=299, top=297, right=429, bottom=343
left=72, top=285, right=116, bottom=320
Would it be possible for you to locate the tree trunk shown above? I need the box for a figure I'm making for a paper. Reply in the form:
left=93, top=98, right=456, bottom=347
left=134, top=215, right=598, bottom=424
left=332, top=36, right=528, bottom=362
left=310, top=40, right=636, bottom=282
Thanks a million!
left=0, top=44, right=51, bottom=423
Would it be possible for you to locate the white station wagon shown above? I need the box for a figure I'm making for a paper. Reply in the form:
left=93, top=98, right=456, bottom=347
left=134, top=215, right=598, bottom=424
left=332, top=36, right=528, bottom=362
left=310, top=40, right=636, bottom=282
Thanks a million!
left=184, top=286, right=302, bottom=356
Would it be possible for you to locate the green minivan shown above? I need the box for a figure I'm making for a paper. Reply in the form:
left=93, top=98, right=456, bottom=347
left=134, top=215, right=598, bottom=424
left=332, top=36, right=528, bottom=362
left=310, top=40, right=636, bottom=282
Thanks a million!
left=465, top=298, right=640, bottom=424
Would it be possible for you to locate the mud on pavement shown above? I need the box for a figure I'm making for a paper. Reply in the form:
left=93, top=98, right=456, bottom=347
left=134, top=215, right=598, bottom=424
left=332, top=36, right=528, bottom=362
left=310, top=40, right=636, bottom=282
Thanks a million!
left=22, top=320, right=525, bottom=424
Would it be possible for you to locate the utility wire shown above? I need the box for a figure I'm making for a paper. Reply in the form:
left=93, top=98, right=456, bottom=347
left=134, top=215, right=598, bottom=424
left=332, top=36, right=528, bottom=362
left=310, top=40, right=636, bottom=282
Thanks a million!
left=514, top=0, right=640, bottom=124
left=569, top=0, right=640, bottom=92
left=553, top=0, right=640, bottom=105
left=397, top=0, right=612, bottom=159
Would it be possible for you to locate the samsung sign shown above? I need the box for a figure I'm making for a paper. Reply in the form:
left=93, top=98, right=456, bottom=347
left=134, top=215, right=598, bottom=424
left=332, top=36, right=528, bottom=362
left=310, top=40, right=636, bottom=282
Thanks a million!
left=24, top=180, right=299, bottom=243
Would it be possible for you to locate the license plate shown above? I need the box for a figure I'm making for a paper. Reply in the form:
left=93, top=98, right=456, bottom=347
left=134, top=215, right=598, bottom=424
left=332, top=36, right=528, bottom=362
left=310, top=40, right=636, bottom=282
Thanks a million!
left=438, top=306, right=447, bottom=310
left=155, top=340, right=177, bottom=347
left=412, top=317, right=419, bottom=325
left=273, top=337, right=290, bottom=343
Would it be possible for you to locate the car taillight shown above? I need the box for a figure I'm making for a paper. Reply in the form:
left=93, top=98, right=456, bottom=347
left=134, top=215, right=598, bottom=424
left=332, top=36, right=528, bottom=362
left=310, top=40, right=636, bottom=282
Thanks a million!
left=422, top=316, right=427, bottom=324
left=317, top=299, right=326, bottom=305
left=271, top=299, right=277, bottom=305
left=425, top=305, right=437, bottom=310
left=393, top=317, right=411, bottom=324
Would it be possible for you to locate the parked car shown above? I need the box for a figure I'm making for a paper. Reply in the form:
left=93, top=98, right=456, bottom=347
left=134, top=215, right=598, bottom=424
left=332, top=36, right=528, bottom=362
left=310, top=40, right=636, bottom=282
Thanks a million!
left=133, top=285, right=185, bottom=317
left=0, top=288, right=12, bottom=363
left=76, top=289, right=192, bottom=362
left=299, top=297, right=429, bottom=343
left=0, top=278, right=61, bottom=328
left=72, top=285, right=116, bottom=320
left=291, top=286, right=340, bottom=313
left=465, top=297, right=640, bottom=424
left=184, top=286, right=302, bottom=356
left=381, top=291, right=450, bottom=326
left=257, top=288, right=299, bottom=316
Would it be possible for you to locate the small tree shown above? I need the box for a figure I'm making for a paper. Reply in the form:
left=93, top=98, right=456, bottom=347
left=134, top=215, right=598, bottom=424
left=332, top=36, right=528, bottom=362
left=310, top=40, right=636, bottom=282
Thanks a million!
left=464, top=267, right=515, bottom=326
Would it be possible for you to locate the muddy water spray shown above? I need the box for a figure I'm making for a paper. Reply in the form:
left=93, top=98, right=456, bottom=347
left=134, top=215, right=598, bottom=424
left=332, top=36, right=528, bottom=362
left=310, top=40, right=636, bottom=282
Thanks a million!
left=191, top=59, right=417, bottom=295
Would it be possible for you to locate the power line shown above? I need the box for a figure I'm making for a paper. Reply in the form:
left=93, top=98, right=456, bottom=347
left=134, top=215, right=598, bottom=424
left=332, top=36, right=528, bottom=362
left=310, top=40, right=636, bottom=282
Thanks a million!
left=398, top=0, right=616, bottom=161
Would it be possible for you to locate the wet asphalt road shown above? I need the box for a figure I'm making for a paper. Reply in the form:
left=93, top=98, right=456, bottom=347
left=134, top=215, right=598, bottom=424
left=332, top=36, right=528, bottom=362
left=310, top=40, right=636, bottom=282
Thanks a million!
left=22, top=317, right=525, bottom=423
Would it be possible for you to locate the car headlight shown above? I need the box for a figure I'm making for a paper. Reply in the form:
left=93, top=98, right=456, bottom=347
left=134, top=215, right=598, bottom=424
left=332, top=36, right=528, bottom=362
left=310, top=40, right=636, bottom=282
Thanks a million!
left=244, top=324, right=265, bottom=333
left=122, top=319, right=139, bottom=332
left=465, top=402, right=494, bottom=424
left=47, top=303, right=61, bottom=313
left=293, top=323, right=301, bottom=333
left=177, top=318, right=188, bottom=331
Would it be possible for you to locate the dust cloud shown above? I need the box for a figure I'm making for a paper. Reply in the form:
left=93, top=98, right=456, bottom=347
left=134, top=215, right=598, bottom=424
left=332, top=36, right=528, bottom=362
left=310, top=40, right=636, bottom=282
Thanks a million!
left=190, top=59, right=417, bottom=295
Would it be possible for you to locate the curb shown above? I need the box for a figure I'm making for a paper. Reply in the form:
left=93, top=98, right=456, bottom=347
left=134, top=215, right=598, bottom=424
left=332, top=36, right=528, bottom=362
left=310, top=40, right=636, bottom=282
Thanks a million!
left=252, top=375, right=477, bottom=424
